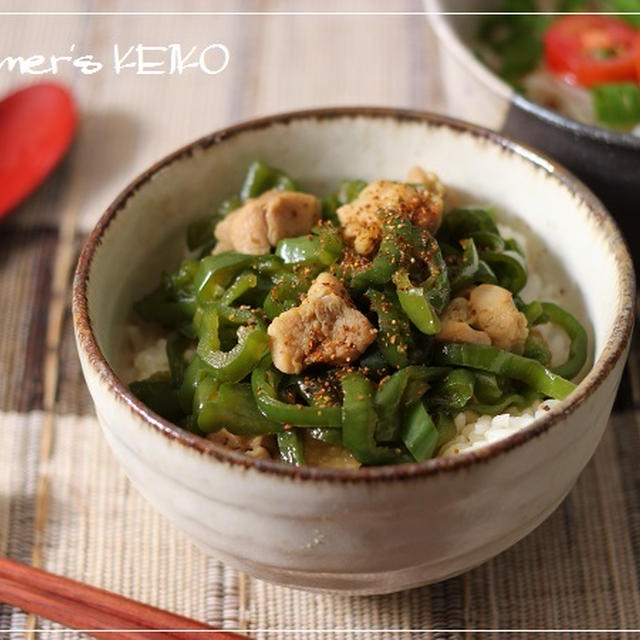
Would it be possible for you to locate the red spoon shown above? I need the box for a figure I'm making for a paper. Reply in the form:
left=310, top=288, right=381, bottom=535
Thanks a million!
left=0, top=83, right=77, bottom=219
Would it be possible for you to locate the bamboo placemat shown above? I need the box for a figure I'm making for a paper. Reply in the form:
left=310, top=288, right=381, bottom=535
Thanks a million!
left=1, top=2, right=639, bottom=638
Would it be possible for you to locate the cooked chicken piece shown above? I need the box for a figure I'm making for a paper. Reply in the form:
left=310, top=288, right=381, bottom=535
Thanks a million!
left=405, top=166, right=445, bottom=232
left=214, top=189, right=320, bottom=255
left=468, top=284, right=529, bottom=354
left=440, top=297, right=472, bottom=323
left=436, top=320, right=491, bottom=346
left=305, top=271, right=350, bottom=303
left=211, top=239, right=234, bottom=254
left=336, top=181, right=387, bottom=255
left=406, top=165, right=430, bottom=184
left=268, top=272, right=377, bottom=374
left=263, top=190, right=320, bottom=245
left=436, top=296, right=491, bottom=346
left=406, top=166, right=445, bottom=200
left=337, top=177, right=444, bottom=255
left=208, top=429, right=274, bottom=459
left=215, top=199, right=270, bottom=254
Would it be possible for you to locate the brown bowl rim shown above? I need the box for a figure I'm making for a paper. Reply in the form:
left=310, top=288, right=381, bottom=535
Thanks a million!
left=72, top=106, right=636, bottom=483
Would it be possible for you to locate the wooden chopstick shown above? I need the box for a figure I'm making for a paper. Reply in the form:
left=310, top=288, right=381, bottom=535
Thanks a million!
left=0, top=557, right=249, bottom=639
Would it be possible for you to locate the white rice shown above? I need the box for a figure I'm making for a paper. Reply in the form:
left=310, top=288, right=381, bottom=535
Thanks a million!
left=123, top=324, right=169, bottom=383
left=439, top=399, right=559, bottom=458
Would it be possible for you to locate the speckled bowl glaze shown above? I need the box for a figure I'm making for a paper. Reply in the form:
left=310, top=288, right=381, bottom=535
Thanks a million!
left=73, top=108, right=634, bottom=595
left=427, top=1, right=640, bottom=263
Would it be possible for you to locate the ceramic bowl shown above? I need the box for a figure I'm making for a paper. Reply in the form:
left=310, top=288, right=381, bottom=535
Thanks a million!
left=426, top=1, right=640, bottom=263
left=73, top=108, right=634, bottom=595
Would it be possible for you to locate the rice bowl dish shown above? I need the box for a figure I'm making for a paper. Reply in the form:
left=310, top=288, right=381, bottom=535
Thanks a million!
left=72, top=108, right=633, bottom=592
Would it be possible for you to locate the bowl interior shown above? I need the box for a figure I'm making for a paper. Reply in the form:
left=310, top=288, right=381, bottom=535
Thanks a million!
left=82, top=111, right=629, bottom=422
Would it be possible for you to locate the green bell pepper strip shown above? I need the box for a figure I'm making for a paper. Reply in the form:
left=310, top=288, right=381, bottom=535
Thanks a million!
left=435, top=413, right=456, bottom=448
left=197, top=382, right=284, bottom=435
left=481, top=249, right=527, bottom=294
left=539, top=302, right=588, bottom=380
left=392, top=270, right=441, bottom=335
left=465, top=388, right=540, bottom=417
left=504, top=236, right=525, bottom=257
left=337, top=179, right=367, bottom=204
left=275, top=225, right=342, bottom=266
left=251, top=359, right=343, bottom=427
left=427, top=368, right=476, bottom=412
left=218, top=194, right=244, bottom=217
left=263, top=280, right=299, bottom=319
left=366, top=288, right=412, bottom=368
left=274, top=174, right=297, bottom=192
left=134, top=284, right=197, bottom=328
left=178, top=355, right=209, bottom=413
left=521, top=300, right=547, bottom=326
left=473, top=371, right=505, bottom=404
left=450, top=238, right=497, bottom=294
left=187, top=217, right=215, bottom=252
left=192, top=375, right=217, bottom=420
left=263, top=262, right=323, bottom=319
left=469, top=230, right=505, bottom=252
left=192, top=195, right=244, bottom=255
left=294, top=375, right=341, bottom=408
left=221, top=271, right=258, bottom=305
left=136, top=261, right=200, bottom=327
left=350, top=217, right=409, bottom=291
left=415, top=227, right=450, bottom=314
left=375, top=366, right=449, bottom=442
left=169, top=260, right=199, bottom=297
left=194, top=253, right=256, bottom=303
left=359, top=345, right=391, bottom=375
left=129, top=375, right=184, bottom=422
left=196, top=306, right=221, bottom=352
left=308, top=427, right=343, bottom=446
left=401, top=401, right=439, bottom=462
left=214, top=303, right=265, bottom=328
left=188, top=195, right=244, bottom=251
left=135, top=260, right=199, bottom=327
left=321, top=194, right=340, bottom=225
left=438, top=207, right=499, bottom=243
left=197, top=324, right=269, bottom=384
left=240, top=160, right=298, bottom=200
left=277, top=430, right=305, bottom=466
left=276, top=236, right=326, bottom=265
left=434, top=342, right=576, bottom=400
left=341, top=372, right=406, bottom=466
left=253, top=254, right=286, bottom=276
left=450, top=238, right=478, bottom=293
left=166, top=332, right=192, bottom=386
left=523, top=332, right=552, bottom=367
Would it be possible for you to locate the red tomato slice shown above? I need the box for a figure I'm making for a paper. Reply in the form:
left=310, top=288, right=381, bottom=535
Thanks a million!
left=0, top=83, right=76, bottom=220
left=544, top=15, right=638, bottom=87
left=637, top=30, right=640, bottom=83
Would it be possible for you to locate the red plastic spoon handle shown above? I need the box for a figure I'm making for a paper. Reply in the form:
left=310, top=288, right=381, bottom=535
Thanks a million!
left=0, top=83, right=77, bottom=218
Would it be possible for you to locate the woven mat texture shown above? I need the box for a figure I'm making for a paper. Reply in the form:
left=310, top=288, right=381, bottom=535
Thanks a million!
left=1, top=2, right=638, bottom=638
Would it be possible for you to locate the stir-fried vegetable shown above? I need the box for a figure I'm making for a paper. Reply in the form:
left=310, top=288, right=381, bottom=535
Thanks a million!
left=477, top=2, right=640, bottom=130
left=129, top=161, right=589, bottom=468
